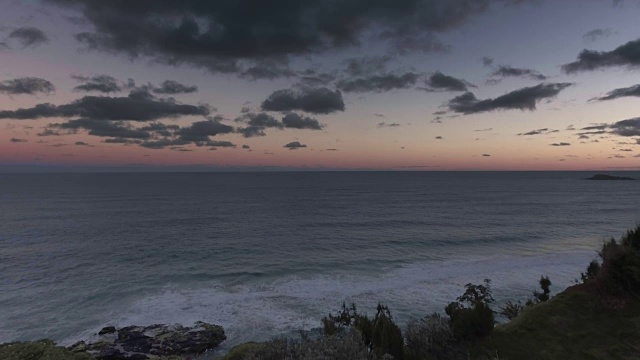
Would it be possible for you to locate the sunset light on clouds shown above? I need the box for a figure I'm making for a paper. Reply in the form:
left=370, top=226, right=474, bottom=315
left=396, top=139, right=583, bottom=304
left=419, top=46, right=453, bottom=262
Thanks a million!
left=1, top=0, right=640, bottom=171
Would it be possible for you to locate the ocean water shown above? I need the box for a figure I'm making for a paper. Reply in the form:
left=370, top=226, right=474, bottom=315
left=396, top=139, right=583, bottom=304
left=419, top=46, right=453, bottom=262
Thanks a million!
left=0, top=171, right=639, bottom=349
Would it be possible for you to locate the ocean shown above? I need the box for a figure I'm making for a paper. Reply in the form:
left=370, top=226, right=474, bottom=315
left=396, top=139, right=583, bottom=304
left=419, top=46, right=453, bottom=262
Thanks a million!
left=0, top=171, right=638, bottom=350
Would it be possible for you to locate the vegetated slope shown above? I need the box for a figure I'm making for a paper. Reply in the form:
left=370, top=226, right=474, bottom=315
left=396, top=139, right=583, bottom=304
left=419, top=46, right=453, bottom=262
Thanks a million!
left=481, top=287, right=640, bottom=360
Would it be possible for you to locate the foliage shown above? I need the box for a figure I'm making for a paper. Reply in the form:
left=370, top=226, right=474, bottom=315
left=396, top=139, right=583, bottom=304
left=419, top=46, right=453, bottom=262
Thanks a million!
left=322, top=303, right=403, bottom=359
left=590, top=225, right=640, bottom=297
left=499, top=300, right=525, bottom=321
left=235, top=329, right=371, bottom=360
left=533, top=276, right=552, bottom=303
left=0, top=340, right=94, bottom=360
left=444, top=279, right=495, bottom=342
left=404, top=313, right=466, bottom=360
left=580, top=260, right=600, bottom=283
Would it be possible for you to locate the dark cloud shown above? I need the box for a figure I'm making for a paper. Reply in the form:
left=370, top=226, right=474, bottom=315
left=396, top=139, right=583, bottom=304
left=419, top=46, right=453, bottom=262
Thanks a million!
left=343, top=56, right=392, bottom=77
left=238, top=61, right=296, bottom=80
left=562, top=38, right=640, bottom=73
left=152, top=80, right=198, bottom=94
left=488, top=65, right=546, bottom=84
left=10, top=138, right=28, bottom=143
left=550, top=142, right=571, bottom=146
left=423, top=72, right=472, bottom=92
left=261, top=87, right=344, bottom=114
left=447, top=83, right=572, bottom=114
left=382, top=32, right=450, bottom=54
left=481, top=57, right=494, bottom=67
left=103, top=138, right=142, bottom=145
left=435, top=136, right=443, bottom=140
left=0, top=90, right=209, bottom=121
left=175, top=118, right=235, bottom=142
left=140, top=139, right=190, bottom=149
left=282, top=113, right=323, bottom=130
left=473, top=128, right=493, bottom=132
left=72, top=75, right=121, bottom=93
left=0, top=77, right=55, bottom=95
left=206, top=140, right=236, bottom=148
left=583, top=28, right=616, bottom=42
left=296, top=69, right=337, bottom=87
left=235, top=112, right=323, bottom=137
left=284, top=141, right=307, bottom=150
left=336, top=72, right=420, bottom=93
left=242, top=144, right=250, bottom=149
left=517, top=128, right=558, bottom=136
left=594, top=84, right=640, bottom=101
left=482, top=153, right=491, bottom=157
left=54, top=119, right=152, bottom=139
left=9, top=27, right=49, bottom=48
left=378, top=122, right=401, bottom=128
left=74, top=141, right=91, bottom=146
left=45, top=0, right=528, bottom=75
left=608, top=118, right=640, bottom=137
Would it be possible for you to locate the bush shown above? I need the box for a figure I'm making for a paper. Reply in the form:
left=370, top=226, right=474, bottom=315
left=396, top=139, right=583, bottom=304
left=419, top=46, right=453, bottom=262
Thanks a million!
left=591, top=226, right=640, bottom=297
left=0, top=340, right=94, bottom=360
left=581, top=260, right=600, bottom=283
left=322, top=303, right=403, bottom=359
left=239, top=330, right=371, bottom=360
left=533, top=276, right=552, bottom=303
left=499, top=300, right=525, bottom=321
left=405, top=313, right=466, bottom=360
left=444, top=279, right=495, bottom=342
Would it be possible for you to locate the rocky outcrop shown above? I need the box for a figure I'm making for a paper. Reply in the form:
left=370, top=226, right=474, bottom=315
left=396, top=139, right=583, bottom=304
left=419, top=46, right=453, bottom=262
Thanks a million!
left=67, top=322, right=225, bottom=359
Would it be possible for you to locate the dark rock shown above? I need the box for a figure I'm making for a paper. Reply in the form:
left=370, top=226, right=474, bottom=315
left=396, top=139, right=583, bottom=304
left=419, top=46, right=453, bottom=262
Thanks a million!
left=585, top=174, right=636, bottom=181
left=98, top=326, right=117, bottom=335
left=95, top=347, right=124, bottom=360
left=68, top=322, right=225, bottom=359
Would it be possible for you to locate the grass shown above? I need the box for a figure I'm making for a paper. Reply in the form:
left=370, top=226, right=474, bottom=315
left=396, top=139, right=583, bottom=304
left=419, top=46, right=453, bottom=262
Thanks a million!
left=479, top=288, right=640, bottom=360
left=0, top=340, right=94, bottom=360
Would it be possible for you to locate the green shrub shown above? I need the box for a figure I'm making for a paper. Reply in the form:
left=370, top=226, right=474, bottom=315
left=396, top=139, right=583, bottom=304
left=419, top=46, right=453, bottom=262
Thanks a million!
left=499, top=300, right=525, bottom=321
left=405, top=313, right=465, bottom=360
left=321, top=302, right=403, bottom=359
left=581, top=260, right=600, bottom=283
left=445, top=279, right=495, bottom=342
left=594, top=226, right=640, bottom=297
left=533, top=276, right=552, bottom=303
left=0, top=340, right=93, bottom=360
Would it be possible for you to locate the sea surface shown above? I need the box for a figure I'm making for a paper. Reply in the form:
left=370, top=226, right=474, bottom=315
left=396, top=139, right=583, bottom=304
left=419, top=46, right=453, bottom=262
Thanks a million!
left=1, top=171, right=639, bottom=349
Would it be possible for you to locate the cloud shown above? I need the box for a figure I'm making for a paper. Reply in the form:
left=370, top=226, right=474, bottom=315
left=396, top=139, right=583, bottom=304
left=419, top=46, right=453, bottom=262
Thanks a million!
left=72, top=75, right=121, bottom=93
left=336, top=72, right=420, bottom=93
left=175, top=118, right=235, bottom=142
left=517, top=128, right=558, bottom=136
left=9, top=27, right=49, bottom=48
left=235, top=112, right=323, bottom=137
left=482, top=153, right=491, bottom=157
left=281, top=113, right=323, bottom=130
left=583, top=28, right=616, bottom=42
left=422, top=72, right=472, bottom=92
left=435, top=136, right=443, bottom=140
left=284, top=141, right=307, bottom=150
left=447, top=83, right=572, bottom=114
left=562, top=38, right=640, bottom=73
left=238, top=61, right=296, bottom=80
left=10, top=138, right=28, bottom=143
left=103, top=138, right=142, bottom=145
left=343, top=56, right=393, bottom=77
left=261, top=87, right=345, bottom=114
left=45, top=0, right=529, bottom=75
left=0, top=77, right=55, bottom=95
left=0, top=90, right=209, bottom=121
left=550, top=142, right=571, bottom=146
left=487, top=65, right=546, bottom=84
left=242, top=144, right=250, bottom=149
left=378, top=122, right=401, bottom=128
left=594, top=84, right=640, bottom=101
left=74, top=141, right=91, bottom=146
left=481, top=57, right=494, bottom=67
left=53, top=119, right=152, bottom=139
left=153, top=80, right=198, bottom=94
left=608, top=118, right=640, bottom=137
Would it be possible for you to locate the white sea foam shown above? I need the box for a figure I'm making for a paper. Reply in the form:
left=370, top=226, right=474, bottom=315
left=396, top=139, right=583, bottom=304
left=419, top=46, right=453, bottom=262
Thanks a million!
left=61, top=249, right=597, bottom=349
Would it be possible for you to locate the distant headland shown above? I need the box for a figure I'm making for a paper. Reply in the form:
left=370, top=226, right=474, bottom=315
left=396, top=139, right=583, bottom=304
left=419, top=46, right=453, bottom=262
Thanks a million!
left=585, top=174, right=636, bottom=181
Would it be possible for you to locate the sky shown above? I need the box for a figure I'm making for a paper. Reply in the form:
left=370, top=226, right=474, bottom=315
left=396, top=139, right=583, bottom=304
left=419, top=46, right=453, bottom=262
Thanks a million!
left=1, top=0, right=640, bottom=171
